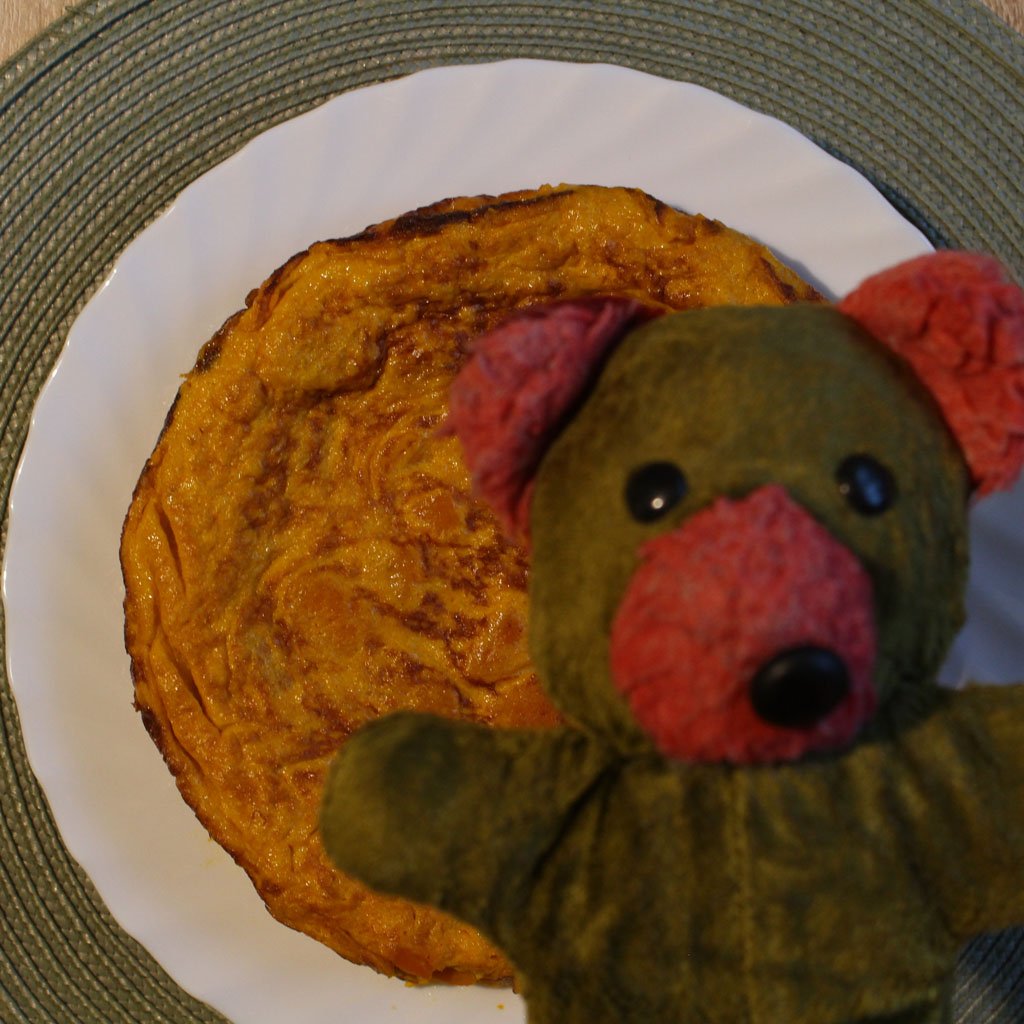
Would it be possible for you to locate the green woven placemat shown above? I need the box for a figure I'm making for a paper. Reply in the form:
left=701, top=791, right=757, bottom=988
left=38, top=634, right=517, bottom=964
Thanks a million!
left=1, top=1, right=1022, bottom=1022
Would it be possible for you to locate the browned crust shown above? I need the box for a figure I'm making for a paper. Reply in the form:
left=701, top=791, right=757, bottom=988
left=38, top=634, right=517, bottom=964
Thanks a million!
left=120, top=183, right=821, bottom=985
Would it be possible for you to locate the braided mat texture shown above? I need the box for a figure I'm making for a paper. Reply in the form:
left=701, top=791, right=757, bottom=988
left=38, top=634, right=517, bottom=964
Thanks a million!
left=1, top=1, right=1022, bottom=1021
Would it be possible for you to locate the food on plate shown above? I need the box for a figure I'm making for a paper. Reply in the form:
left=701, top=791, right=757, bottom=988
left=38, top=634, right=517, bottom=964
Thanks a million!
left=120, top=183, right=821, bottom=983
left=320, top=252, right=1024, bottom=1024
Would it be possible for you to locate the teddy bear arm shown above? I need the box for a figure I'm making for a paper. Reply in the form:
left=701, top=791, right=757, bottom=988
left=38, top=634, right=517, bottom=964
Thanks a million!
left=906, top=685, right=1024, bottom=936
left=319, top=713, right=607, bottom=932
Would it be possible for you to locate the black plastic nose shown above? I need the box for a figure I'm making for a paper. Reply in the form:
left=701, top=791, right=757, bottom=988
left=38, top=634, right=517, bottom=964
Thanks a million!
left=750, top=646, right=850, bottom=729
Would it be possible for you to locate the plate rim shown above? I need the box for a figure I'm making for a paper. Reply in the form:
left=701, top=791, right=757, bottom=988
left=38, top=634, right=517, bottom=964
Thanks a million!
left=4, top=56, right=997, bottom=1024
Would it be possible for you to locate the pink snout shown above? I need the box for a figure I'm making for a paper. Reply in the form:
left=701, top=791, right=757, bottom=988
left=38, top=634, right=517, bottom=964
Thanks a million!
left=609, top=485, right=877, bottom=764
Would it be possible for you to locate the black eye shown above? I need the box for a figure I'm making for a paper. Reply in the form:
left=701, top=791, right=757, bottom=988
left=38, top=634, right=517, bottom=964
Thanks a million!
left=836, top=454, right=896, bottom=515
left=625, top=462, right=688, bottom=522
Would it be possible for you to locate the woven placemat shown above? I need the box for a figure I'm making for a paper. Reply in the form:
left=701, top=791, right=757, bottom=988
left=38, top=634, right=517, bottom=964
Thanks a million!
left=1, top=1, right=1022, bottom=1022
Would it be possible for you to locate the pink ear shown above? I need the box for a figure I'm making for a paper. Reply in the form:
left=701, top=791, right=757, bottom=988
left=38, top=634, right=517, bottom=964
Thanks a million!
left=446, top=297, right=661, bottom=541
left=838, top=251, right=1024, bottom=496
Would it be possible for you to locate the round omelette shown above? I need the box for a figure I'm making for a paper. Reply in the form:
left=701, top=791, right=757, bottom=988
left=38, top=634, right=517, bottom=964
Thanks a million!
left=120, top=184, right=820, bottom=984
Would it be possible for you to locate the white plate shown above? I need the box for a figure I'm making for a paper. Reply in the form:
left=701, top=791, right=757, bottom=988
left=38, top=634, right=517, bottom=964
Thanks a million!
left=4, top=58, right=1021, bottom=1024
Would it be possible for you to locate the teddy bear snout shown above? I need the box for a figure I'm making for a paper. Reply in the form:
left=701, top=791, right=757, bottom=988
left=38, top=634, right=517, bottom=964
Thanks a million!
left=608, top=483, right=878, bottom=764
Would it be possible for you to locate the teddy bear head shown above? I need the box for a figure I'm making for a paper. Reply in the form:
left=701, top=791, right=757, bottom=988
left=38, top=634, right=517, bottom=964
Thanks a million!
left=447, top=252, right=1024, bottom=765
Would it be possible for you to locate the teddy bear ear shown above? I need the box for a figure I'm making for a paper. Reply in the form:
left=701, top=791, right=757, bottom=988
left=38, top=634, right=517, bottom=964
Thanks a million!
left=446, top=296, right=662, bottom=542
left=837, top=251, right=1024, bottom=496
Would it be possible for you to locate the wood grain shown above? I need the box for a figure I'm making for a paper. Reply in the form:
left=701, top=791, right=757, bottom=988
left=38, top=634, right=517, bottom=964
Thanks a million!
left=986, top=0, right=1024, bottom=29
left=1, top=0, right=67, bottom=62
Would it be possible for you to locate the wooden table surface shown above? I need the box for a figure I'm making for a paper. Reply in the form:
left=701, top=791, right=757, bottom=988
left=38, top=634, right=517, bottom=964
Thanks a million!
left=1, top=0, right=1022, bottom=62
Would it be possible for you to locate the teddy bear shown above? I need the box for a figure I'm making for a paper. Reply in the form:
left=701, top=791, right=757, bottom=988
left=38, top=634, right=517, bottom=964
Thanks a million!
left=320, top=250, right=1024, bottom=1024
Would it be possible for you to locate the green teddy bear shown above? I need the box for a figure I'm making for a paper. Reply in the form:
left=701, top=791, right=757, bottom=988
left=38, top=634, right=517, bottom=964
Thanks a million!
left=320, top=251, right=1024, bottom=1024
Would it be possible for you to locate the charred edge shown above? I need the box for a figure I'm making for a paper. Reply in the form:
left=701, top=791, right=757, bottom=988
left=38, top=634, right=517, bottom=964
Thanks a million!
left=758, top=254, right=807, bottom=304
left=134, top=687, right=210, bottom=794
left=121, top=466, right=156, bottom=555
left=161, top=390, right=182, bottom=433
left=250, top=249, right=313, bottom=316
left=342, top=190, right=574, bottom=243
left=135, top=708, right=280, bottom=898
left=193, top=306, right=246, bottom=374
left=651, top=197, right=697, bottom=224
left=433, top=965, right=515, bottom=987
left=651, top=198, right=676, bottom=225
left=389, top=192, right=568, bottom=236
left=192, top=338, right=220, bottom=375
left=127, top=380, right=187, bottom=488
left=229, top=249, right=317, bottom=332
left=137, top=702, right=166, bottom=747
left=194, top=335, right=224, bottom=374
left=121, top=411, right=182, bottom=577
left=134, top=676, right=360, bottom=970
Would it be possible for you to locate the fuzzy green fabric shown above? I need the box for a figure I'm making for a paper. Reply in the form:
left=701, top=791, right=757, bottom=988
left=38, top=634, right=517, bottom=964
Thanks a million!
left=322, top=688, right=1024, bottom=1023
left=320, top=306, right=1019, bottom=1024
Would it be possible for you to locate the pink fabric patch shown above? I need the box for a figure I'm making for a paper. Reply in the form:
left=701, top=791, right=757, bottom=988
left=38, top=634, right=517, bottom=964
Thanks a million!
left=609, top=485, right=877, bottom=765
left=838, top=251, right=1024, bottom=496
left=445, top=297, right=660, bottom=541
